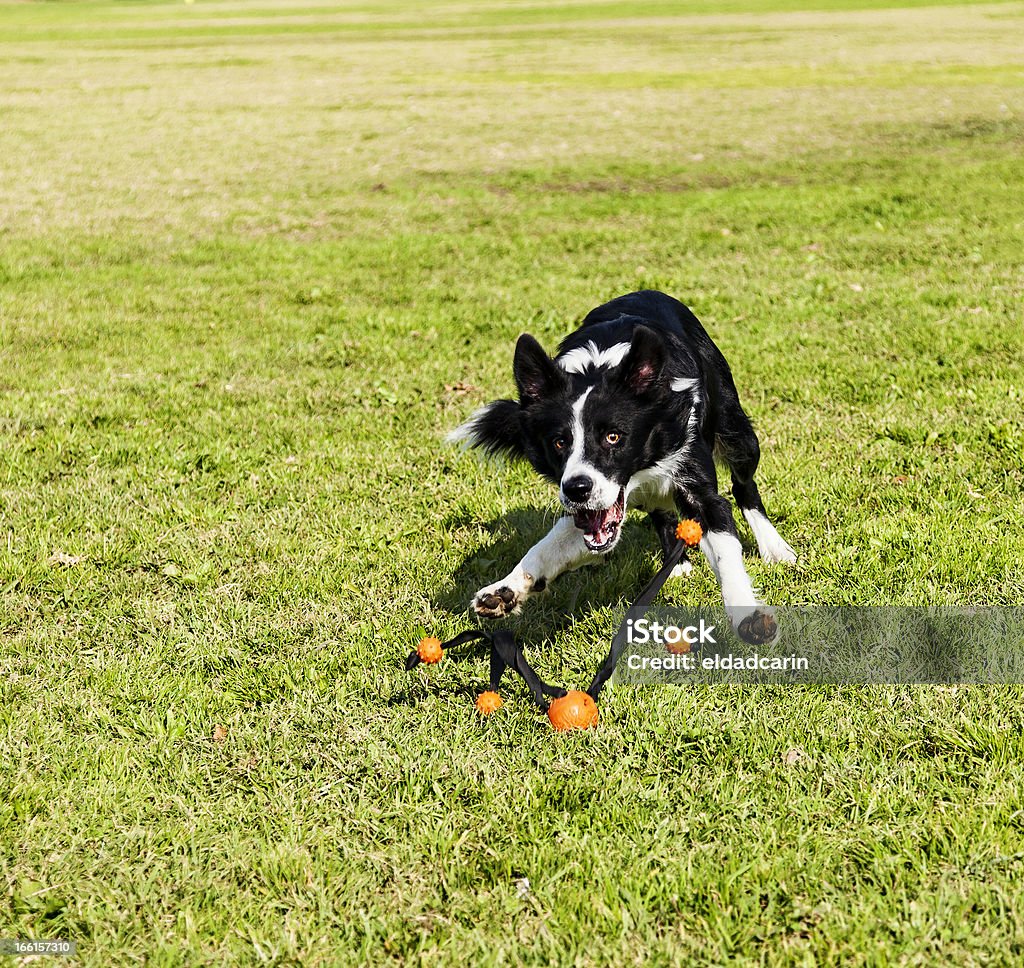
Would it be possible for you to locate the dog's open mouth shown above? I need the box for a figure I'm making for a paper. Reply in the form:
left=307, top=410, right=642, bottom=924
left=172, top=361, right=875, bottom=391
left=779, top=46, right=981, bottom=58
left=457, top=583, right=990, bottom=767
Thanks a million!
left=572, top=488, right=625, bottom=552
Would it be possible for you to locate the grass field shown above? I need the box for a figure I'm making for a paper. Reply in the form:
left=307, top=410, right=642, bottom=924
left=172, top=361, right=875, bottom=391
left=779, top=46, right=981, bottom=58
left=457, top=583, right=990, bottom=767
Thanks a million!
left=2, top=0, right=1024, bottom=963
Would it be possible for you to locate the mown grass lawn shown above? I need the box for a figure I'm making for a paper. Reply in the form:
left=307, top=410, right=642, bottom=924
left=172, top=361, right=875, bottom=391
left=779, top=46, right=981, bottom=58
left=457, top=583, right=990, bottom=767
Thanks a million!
left=2, top=0, right=1024, bottom=964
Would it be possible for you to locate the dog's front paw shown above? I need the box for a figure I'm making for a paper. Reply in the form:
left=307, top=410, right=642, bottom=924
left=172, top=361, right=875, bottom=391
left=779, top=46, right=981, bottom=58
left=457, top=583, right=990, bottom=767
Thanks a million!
left=472, top=584, right=523, bottom=619
left=736, top=608, right=778, bottom=645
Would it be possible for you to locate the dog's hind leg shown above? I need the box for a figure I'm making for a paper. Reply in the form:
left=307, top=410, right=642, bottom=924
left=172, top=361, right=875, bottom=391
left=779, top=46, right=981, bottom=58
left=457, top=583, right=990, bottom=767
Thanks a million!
left=715, top=397, right=796, bottom=564
left=674, top=446, right=779, bottom=645
left=472, top=516, right=592, bottom=619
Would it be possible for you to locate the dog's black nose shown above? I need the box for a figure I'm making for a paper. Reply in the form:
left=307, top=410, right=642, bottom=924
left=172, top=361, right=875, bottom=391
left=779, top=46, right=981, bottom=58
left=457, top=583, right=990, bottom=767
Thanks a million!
left=562, top=475, right=593, bottom=502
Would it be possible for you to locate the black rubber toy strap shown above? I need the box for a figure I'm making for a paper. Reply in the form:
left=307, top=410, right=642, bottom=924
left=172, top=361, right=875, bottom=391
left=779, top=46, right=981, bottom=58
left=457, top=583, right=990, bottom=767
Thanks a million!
left=404, top=629, right=490, bottom=670
left=491, top=630, right=565, bottom=711
left=586, top=538, right=686, bottom=699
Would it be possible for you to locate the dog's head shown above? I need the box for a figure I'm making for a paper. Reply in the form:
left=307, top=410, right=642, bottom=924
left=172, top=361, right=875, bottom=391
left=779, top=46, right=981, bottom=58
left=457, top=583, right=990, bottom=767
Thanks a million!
left=452, top=325, right=691, bottom=554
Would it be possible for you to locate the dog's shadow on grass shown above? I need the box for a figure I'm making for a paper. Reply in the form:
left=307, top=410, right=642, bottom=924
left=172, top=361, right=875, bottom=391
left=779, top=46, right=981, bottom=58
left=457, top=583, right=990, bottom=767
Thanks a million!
left=432, top=506, right=670, bottom=644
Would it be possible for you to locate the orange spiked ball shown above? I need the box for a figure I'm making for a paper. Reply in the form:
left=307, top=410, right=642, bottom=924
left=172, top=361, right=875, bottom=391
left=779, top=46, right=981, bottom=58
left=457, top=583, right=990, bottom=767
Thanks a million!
left=416, top=636, right=444, bottom=664
left=665, top=636, right=691, bottom=655
left=547, top=690, right=599, bottom=731
left=475, top=691, right=503, bottom=715
left=675, top=519, right=703, bottom=546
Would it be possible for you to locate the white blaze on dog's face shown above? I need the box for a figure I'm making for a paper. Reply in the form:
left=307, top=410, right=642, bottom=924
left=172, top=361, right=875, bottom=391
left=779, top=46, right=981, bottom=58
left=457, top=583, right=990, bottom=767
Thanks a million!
left=511, top=327, right=677, bottom=553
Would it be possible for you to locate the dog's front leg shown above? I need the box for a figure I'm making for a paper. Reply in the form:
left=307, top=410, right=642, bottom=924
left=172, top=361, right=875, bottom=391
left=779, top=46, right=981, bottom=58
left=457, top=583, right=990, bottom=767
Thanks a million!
left=473, top=516, right=591, bottom=619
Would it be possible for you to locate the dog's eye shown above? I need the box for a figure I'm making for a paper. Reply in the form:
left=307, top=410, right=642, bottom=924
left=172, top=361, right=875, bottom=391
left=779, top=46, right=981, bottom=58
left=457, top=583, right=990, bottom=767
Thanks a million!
left=553, top=437, right=567, bottom=453
left=605, top=431, right=622, bottom=446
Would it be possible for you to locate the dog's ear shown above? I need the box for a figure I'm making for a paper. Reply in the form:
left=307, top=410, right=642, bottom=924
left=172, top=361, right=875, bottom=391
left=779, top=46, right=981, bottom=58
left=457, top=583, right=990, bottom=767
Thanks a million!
left=446, top=399, right=524, bottom=458
left=513, top=334, right=564, bottom=405
left=619, top=325, right=666, bottom=395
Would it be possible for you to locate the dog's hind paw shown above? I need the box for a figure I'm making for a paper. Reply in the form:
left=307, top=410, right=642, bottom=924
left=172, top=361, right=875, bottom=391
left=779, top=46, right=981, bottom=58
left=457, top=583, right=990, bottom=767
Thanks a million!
left=670, top=560, right=693, bottom=579
left=761, top=540, right=797, bottom=565
left=737, top=608, right=778, bottom=646
left=472, top=584, right=522, bottom=619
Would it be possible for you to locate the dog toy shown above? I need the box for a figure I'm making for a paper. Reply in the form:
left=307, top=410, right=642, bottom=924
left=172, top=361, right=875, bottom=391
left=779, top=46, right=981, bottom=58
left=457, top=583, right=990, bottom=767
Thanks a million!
left=404, top=629, right=565, bottom=710
left=406, top=523, right=692, bottom=724
left=547, top=690, right=599, bottom=731
left=665, top=636, right=691, bottom=655
left=416, top=636, right=444, bottom=664
left=475, top=691, right=503, bottom=715
left=675, top=518, right=702, bottom=546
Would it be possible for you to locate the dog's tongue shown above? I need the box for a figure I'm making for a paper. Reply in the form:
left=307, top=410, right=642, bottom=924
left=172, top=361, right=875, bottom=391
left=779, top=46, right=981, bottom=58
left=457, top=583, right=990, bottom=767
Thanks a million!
left=575, top=505, right=620, bottom=544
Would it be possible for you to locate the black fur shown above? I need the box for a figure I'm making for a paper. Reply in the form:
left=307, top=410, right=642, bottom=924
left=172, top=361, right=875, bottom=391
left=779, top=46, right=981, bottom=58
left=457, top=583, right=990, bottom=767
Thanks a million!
left=457, top=398, right=524, bottom=459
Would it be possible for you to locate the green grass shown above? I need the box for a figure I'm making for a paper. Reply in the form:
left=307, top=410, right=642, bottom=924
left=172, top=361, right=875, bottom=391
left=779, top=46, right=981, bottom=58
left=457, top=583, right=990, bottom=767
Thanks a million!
left=2, top=0, right=1024, bottom=964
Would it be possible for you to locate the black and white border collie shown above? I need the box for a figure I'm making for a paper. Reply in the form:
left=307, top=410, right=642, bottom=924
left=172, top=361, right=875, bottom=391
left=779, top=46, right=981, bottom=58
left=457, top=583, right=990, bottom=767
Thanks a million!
left=449, top=290, right=796, bottom=644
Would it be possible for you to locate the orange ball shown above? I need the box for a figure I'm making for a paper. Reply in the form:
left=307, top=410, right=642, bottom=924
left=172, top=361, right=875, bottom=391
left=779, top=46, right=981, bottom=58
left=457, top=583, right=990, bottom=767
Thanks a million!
left=475, top=691, right=502, bottom=715
left=665, top=636, right=691, bottom=655
left=547, top=690, right=599, bottom=731
left=675, top=519, right=702, bottom=546
left=417, top=636, right=443, bottom=664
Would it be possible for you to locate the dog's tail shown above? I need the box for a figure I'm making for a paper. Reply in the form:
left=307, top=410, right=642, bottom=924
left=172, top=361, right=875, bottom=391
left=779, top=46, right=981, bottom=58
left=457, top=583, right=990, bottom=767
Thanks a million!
left=445, top=399, right=524, bottom=459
